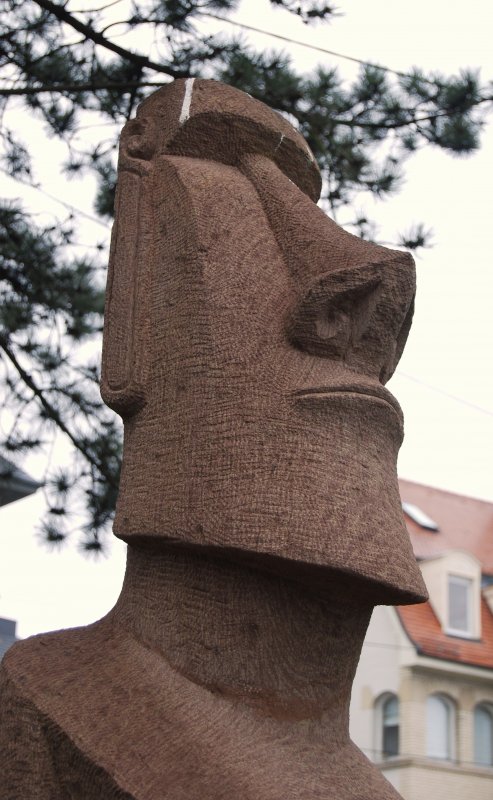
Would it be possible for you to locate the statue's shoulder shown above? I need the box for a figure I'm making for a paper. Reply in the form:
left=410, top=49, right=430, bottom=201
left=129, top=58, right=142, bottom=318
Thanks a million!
left=1, top=619, right=110, bottom=700
left=0, top=615, right=184, bottom=737
left=1, top=619, right=217, bottom=799
left=0, top=621, right=142, bottom=800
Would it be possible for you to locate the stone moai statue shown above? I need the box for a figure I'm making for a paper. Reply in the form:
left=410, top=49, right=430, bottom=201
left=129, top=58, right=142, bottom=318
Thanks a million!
left=0, top=79, right=427, bottom=799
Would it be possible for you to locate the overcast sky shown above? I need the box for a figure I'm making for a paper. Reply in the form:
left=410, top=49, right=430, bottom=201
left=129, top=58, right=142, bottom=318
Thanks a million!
left=1, top=0, right=492, bottom=638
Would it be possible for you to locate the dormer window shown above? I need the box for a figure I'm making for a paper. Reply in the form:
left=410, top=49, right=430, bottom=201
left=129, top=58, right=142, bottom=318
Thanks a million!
left=419, top=551, right=481, bottom=639
left=447, top=574, right=473, bottom=636
left=402, top=502, right=439, bottom=531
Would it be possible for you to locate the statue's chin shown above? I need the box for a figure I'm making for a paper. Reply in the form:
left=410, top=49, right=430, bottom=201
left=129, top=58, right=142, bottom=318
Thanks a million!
left=114, top=395, right=426, bottom=604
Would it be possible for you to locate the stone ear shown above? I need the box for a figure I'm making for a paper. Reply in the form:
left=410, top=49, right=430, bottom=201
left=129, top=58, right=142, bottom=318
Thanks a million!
left=120, top=117, right=157, bottom=162
left=100, top=169, right=150, bottom=416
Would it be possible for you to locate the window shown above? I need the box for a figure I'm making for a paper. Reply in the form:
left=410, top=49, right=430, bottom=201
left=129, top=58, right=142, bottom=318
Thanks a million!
left=426, top=694, right=455, bottom=760
left=374, top=693, right=400, bottom=759
left=474, top=704, right=493, bottom=766
left=382, top=695, right=399, bottom=757
left=402, top=502, right=439, bottom=531
left=448, top=575, right=473, bottom=635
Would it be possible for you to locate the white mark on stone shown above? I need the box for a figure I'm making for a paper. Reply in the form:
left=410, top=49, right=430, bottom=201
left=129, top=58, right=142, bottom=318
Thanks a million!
left=304, top=142, right=315, bottom=162
left=179, top=77, right=195, bottom=125
left=275, top=133, right=285, bottom=152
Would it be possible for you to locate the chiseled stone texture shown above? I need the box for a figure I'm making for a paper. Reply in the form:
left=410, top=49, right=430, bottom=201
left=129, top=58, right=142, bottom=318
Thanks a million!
left=0, top=79, right=426, bottom=799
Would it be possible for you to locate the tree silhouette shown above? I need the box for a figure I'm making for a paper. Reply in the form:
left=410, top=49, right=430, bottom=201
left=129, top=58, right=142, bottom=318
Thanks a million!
left=1, top=0, right=491, bottom=550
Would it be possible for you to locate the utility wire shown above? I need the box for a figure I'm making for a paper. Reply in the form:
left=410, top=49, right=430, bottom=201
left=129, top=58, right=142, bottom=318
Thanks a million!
left=2, top=175, right=492, bottom=421
left=4, top=10, right=489, bottom=104
left=201, top=12, right=434, bottom=84
left=4, top=6, right=446, bottom=95
left=362, top=639, right=416, bottom=651
left=396, top=371, right=493, bottom=418
left=0, top=166, right=108, bottom=230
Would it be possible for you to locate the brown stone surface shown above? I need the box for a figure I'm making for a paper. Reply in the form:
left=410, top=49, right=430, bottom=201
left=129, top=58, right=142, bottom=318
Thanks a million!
left=0, top=79, right=426, bottom=798
left=101, top=77, right=425, bottom=602
left=2, top=550, right=404, bottom=798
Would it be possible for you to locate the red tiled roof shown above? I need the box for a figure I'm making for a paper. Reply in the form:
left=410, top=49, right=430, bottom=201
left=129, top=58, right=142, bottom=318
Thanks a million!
left=397, top=480, right=493, bottom=669
left=397, top=598, right=493, bottom=670
left=399, top=479, right=493, bottom=574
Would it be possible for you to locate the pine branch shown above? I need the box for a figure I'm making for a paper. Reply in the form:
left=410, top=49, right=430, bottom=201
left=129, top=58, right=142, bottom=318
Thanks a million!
left=344, top=102, right=491, bottom=130
left=0, top=336, right=118, bottom=488
left=31, top=0, right=187, bottom=79
left=1, top=82, right=489, bottom=134
left=0, top=81, right=167, bottom=96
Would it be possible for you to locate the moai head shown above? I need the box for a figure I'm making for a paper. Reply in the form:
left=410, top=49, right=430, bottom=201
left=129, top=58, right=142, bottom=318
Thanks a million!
left=101, top=79, right=427, bottom=605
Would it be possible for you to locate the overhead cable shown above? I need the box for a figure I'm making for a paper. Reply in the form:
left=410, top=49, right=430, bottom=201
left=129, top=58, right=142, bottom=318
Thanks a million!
left=0, top=166, right=108, bottom=230
left=396, top=371, right=493, bottom=418
left=201, top=12, right=433, bottom=83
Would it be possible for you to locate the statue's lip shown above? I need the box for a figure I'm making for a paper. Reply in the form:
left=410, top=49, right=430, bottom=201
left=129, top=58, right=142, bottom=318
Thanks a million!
left=291, top=384, right=403, bottom=422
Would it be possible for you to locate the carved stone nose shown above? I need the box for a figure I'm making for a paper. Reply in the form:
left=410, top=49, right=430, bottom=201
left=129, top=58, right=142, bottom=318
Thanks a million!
left=287, top=265, right=382, bottom=358
left=239, top=153, right=416, bottom=383
left=287, top=257, right=415, bottom=383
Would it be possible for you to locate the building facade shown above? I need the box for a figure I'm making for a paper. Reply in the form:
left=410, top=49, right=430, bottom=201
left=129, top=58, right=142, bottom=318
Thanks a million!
left=0, top=454, right=39, bottom=662
left=350, top=480, right=493, bottom=799
left=0, top=454, right=42, bottom=507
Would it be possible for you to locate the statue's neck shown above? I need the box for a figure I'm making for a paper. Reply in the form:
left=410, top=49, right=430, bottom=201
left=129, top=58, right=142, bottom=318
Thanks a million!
left=112, top=543, right=371, bottom=729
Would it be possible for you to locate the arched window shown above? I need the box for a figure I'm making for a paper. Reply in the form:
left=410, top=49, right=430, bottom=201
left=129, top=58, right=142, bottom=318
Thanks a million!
left=426, top=694, right=455, bottom=760
left=474, top=704, right=493, bottom=766
left=382, top=695, right=400, bottom=757
left=374, top=693, right=400, bottom=759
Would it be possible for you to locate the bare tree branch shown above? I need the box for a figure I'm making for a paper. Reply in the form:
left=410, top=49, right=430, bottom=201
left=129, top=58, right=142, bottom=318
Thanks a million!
left=0, top=336, right=118, bottom=488
left=2, top=80, right=490, bottom=133
left=0, top=81, right=168, bottom=96
left=32, top=0, right=187, bottom=79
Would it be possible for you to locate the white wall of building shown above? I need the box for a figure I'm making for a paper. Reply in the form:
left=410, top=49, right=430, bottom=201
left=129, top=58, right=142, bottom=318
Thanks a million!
left=350, top=606, right=410, bottom=758
left=350, top=603, right=493, bottom=800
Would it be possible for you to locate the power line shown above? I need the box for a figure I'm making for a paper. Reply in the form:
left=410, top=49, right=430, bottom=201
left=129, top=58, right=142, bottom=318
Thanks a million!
left=201, top=12, right=433, bottom=84
left=0, top=166, right=108, bottom=230
left=70, top=0, right=125, bottom=12
left=4, top=11, right=486, bottom=106
left=396, top=370, right=493, bottom=418
left=6, top=4, right=488, bottom=107
left=3, top=171, right=492, bottom=421
left=363, top=639, right=416, bottom=651
left=3, top=80, right=462, bottom=130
